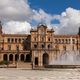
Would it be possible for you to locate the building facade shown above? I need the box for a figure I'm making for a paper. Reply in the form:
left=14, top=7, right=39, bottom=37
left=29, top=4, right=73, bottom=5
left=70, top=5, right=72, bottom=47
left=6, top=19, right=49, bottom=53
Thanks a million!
left=0, top=22, right=80, bottom=68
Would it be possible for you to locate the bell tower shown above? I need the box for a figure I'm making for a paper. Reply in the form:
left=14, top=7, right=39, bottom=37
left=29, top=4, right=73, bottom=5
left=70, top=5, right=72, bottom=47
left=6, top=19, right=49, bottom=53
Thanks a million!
left=0, top=21, right=2, bottom=34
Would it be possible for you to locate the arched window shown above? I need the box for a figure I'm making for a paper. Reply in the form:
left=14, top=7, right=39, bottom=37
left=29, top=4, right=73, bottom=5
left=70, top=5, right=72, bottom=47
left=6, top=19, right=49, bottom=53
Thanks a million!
left=48, top=44, right=50, bottom=49
left=3, top=54, right=8, bottom=61
left=25, top=54, right=31, bottom=62
left=34, top=44, right=37, bottom=48
left=20, top=54, right=24, bottom=61
left=9, top=54, right=13, bottom=61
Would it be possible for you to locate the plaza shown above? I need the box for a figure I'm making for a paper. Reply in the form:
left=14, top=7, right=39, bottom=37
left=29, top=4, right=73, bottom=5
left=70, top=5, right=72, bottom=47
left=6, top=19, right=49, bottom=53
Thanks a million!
left=0, top=68, right=80, bottom=80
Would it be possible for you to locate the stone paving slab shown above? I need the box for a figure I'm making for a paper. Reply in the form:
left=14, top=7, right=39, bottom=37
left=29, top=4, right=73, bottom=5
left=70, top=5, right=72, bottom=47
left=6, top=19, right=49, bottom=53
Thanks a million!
left=0, top=68, right=80, bottom=80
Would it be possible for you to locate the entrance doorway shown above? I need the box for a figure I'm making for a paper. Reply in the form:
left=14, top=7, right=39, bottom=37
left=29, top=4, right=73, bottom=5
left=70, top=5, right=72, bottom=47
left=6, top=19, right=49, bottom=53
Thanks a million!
left=3, top=54, right=8, bottom=61
left=25, top=54, right=31, bottom=62
left=9, top=54, right=13, bottom=61
left=43, top=53, right=49, bottom=66
left=35, top=57, right=38, bottom=65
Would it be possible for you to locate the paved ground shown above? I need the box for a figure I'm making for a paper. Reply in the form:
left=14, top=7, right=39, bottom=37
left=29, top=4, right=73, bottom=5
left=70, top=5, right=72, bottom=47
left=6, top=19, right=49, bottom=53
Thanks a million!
left=0, top=68, right=80, bottom=80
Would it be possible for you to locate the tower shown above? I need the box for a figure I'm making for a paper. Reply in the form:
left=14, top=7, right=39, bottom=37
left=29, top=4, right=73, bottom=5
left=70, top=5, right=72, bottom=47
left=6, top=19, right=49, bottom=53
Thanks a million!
left=0, top=21, right=2, bottom=34
left=78, top=27, right=80, bottom=35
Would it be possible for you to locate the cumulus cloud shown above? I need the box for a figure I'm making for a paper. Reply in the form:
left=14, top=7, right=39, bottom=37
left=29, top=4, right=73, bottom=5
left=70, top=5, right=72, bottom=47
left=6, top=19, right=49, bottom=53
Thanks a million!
left=0, top=0, right=32, bottom=34
left=57, top=7, right=80, bottom=34
left=0, top=0, right=32, bottom=21
left=0, top=0, right=80, bottom=34
left=3, top=21, right=31, bottom=34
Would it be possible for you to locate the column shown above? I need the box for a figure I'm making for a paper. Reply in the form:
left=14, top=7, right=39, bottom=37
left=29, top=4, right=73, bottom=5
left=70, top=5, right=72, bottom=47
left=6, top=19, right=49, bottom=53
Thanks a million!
left=13, top=54, right=15, bottom=64
left=7, top=54, right=9, bottom=62
left=38, top=51, right=43, bottom=67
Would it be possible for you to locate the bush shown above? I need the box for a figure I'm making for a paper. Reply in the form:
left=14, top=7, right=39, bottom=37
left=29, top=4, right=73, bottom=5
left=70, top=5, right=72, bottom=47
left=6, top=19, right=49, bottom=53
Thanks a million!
left=0, top=60, right=9, bottom=65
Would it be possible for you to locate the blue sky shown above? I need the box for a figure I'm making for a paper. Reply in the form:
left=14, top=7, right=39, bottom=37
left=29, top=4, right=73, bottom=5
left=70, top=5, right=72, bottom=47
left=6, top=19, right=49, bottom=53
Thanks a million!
left=1, top=0, right=80, bottom=34
left=29, top=0, right=80, bottom=14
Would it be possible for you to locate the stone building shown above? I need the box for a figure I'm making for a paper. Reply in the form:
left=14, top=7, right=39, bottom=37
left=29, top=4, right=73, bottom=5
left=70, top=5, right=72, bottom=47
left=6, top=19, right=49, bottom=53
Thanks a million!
left=0, top=22, right=80, bottom=69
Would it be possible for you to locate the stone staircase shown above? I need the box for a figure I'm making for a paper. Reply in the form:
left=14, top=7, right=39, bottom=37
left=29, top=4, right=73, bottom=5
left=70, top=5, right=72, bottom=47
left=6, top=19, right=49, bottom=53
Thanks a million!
left=17, top=62, right=32, bottom=69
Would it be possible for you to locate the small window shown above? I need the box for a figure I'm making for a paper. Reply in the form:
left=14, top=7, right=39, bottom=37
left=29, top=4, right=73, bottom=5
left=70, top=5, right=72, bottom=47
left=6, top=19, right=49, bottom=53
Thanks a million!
left=7, top=38, right=10, bottom=43
left=48, top=38, right=50, bottom=41
left=11, top=38, right=14, bottom=43
left=15, top=38, right=17, bottom=43
left=48, top=44, right=50, bottom=49
left=8, top=45, right=11, bottom=50
left=42, top=37, right=44, bottom=42
left=16, top=45, right=19, bottom=50
left=19, top=38, right=21, bottom=43
left=72, top=39, right=75, bottom=44
left=34, top=44, right=37, bottom=48
left=42, top=44, right=45, bottom=48
left=34, top=38, right=36, bottom=41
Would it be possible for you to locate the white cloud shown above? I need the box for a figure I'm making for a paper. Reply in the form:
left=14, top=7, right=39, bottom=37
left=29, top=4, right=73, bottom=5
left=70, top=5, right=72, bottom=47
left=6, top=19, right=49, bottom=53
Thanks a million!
left=57, top=7, right=80, bottom=34
left=0, top=0, right=32, bottom=21
left=3, top=21, right=31, bottom=34
left=0, top=0, right=80, bottom=34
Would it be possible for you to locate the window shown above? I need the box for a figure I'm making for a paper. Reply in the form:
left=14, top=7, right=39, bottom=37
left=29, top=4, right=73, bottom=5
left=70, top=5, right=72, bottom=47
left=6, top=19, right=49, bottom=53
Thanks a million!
left=42, top=44, right=45, bottom=48
left=8, top=45, right=11, bottom=50
left=19, top=38, right=21, bottom=43
left=62, top=39, right=64, bottom=44
left=72, top=39, right=75, bottom=44
left=34, top=44, right=37, bottom=48
left=15, top=38, right=17, bottom=43
left=55, top=39, right=58, bottom=43
left=48, top=44, right=50, bottom=49
left=11, top=38, right=14, bottom=43
left=59, top=39, right=61, bottom=44
left=16, top=45, right=19, bottom=50
left=65, top=39, right=68, bottom=44
left=69, top=39, right=70, bottom=44
left=34, top=37, right=36, bottom=41
left=7, top=38, right=10, bottom=43
left=48, top=38, right=50, bottom=41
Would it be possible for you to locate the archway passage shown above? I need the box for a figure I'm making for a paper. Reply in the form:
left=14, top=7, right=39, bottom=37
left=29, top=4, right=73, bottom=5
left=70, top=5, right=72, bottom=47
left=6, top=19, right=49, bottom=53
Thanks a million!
left=3, top=54, right=8, bottom=61
left=43, top=53, right=49, bottom=66
left=25, top=54, right=31, bottom=62
left=9, top=54, right=13, bottom=61
left=15, top=54, right=19, bottom=61
left=20, top=54, right=24, bottom=61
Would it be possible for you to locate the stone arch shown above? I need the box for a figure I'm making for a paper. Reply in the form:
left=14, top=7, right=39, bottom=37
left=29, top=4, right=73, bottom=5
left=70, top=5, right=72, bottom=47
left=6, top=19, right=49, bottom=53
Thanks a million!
left=20, top=54, right=24, bottom=61
left=43, top=53, right=49, bottom=66
left=25, top=54, right=31, bottom=62
left=3, top=54, right=8, bottom=61
left=9, top=54, right=13, bottom=61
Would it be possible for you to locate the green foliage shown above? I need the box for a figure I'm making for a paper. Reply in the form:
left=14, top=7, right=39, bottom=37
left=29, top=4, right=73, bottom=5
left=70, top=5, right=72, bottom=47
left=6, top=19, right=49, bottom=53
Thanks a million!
left=0, top=60, right=9, bottom=65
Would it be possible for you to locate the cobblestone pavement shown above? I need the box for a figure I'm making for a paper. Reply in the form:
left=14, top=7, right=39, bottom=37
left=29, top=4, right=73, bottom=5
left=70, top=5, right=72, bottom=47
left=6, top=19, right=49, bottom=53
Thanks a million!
left=0, top=68, right=80, bottom=80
